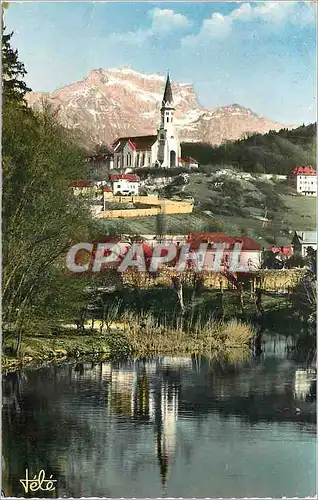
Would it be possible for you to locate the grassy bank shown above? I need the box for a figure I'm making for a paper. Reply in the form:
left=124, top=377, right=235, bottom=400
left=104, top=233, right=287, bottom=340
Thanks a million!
left=2, top=314, right=255, bottom=373
left=3, top=280, right=302, bottom=373
left=2, top=333, right=112, bottom=373
left=124, top=317, right=254, bottom=356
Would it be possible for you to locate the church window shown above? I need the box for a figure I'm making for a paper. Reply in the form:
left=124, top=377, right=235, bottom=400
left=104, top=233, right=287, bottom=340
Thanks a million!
left=141, top=153, right=145, bottom=166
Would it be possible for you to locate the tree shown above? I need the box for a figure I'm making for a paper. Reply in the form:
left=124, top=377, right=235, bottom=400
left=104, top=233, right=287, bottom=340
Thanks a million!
left=2, top=27, right=31, bottom=104
left=2, top=101, right=92, bottom=352
left=2, top=33, right=92, bottom=353
left=254, top=162, right=265, bottom=173
left=156, top=210, right=167, bottom=242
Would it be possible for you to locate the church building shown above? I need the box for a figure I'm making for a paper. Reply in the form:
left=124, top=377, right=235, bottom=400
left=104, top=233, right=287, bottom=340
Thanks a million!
left=112, top=73, right=181, bottom=170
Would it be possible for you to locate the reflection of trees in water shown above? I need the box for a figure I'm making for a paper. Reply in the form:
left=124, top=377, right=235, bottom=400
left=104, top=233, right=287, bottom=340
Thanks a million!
left=290, top=333, right=316, bottom=367
left=2, top=365, right=112, bottom=497
left=2, top=352, right=316, bottom=497
left=178, top=360, right=316, bottom=424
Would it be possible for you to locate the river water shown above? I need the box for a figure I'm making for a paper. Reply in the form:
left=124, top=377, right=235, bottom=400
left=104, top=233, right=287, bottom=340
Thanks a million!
left=2, top=334, right=316, bottom=498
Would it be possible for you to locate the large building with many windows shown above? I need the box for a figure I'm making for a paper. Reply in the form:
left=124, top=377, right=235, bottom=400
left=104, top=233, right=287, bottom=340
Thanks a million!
left=112, top=73, right=181, bottom=170
left=289, top=165, right=317, bottom=196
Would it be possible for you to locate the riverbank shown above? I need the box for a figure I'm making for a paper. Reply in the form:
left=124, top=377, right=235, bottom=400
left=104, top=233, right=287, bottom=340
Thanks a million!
left=2, top=333, right=112, bottom=373
left=2, top=317, right=255, bottom=373
left=2, top=284, right=307, bottom=374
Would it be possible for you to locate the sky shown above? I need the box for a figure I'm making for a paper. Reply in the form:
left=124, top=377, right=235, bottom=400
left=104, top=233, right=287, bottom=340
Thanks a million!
left=5, top=1, right=317, bottom=125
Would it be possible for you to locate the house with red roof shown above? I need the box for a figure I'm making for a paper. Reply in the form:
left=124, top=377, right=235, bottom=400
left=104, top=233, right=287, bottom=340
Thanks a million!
left=186, top=232, right=262, bottom=271
left=289, top=165, right=317, bottom=196
left=109, top=173, right=140, bottom=196
left=112, top=73, right=181, bottom=170
left=70, top=180, right=101, bottom=197
left=179, top=156, right=199, bottom=169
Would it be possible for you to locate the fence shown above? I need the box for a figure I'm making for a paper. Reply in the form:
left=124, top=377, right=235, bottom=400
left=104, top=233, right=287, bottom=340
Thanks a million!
left=99, top=195, right=193, bottom=218
left=121, top=268, right=305, bottom=291
left=97, top=207, right=160, bottom=219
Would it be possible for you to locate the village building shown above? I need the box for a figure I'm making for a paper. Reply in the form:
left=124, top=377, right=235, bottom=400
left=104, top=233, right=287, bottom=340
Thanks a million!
left=186, top=232, right=262, bottom=271
left=113, top=73, right=181, bottom=170
left=70, top=180, right=101, bottom=197
left=179, top=156, right=199, bottom=169
left=291, top=231, right=317, bottom=257
left=289, top=165, right=317, bottom=196
left=109, top=173, right=139, bottom=196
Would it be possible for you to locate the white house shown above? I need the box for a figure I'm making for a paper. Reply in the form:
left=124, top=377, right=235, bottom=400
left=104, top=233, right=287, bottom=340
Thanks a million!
left=109, top=173, right=139, bottom=196
left=290, top=165, right=317, bottom=196
left=291, top=231, right=317, bottom=257
left=112, top=73, right=181, bottom=170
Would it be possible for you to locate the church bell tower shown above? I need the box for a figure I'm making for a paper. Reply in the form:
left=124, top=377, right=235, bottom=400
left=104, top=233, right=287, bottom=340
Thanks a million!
left=157, top=72, right=180, bottom=168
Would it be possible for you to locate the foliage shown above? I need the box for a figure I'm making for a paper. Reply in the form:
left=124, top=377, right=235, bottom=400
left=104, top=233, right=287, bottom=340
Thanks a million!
left=2, top=31, right=92, bottom=352
left=285, top=254, right=306, bottom=269
left=134, top=166, right=190, bottom=178
left=290, top=248, right=317, bottom=329
left=291, top=275, right=316, bottom=327
left=181, top=123, right=316, bottom=174
left=2, top=27, right=31, bottom=104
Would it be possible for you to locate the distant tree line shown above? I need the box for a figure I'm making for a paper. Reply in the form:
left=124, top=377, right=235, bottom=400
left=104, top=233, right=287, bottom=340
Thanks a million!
left=181, top=123, right=316, bottom=174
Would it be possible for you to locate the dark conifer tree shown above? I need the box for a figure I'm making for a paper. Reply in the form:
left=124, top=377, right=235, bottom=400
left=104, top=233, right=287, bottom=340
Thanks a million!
left=2, top=27, right=31, bottom=104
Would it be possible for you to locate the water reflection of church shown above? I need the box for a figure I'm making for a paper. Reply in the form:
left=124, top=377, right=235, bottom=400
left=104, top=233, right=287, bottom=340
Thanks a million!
left=70, top=358, right=317, bottom=493
left=105, top=362, right=180, bottom=490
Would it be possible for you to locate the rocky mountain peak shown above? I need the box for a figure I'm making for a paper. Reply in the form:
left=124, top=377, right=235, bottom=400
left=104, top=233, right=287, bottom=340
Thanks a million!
left=26, top=67, right=294, bottom=149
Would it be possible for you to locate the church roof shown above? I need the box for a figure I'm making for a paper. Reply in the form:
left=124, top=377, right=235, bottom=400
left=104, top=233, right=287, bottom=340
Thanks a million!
left=113, top=135, right=157, bottom=152
left=162, top=73, right=173, bottom=105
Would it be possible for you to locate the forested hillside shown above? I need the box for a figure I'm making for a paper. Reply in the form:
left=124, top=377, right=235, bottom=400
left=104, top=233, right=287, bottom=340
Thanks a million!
left=182, top=124, right=316, bottom=174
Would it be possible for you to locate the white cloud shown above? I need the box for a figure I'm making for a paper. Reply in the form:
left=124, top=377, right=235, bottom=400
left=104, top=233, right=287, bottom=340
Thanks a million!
left=108, top=7, right=189, bottom=45
left=181, top=2, right=316, bottom=47
left=150, top=7, right=189, bottom=34
left=201, top=12, right=232, bottom=38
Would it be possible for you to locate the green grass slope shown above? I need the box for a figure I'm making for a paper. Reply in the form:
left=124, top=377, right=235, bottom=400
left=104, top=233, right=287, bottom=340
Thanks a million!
left=98, top=170, right=316, bottom=246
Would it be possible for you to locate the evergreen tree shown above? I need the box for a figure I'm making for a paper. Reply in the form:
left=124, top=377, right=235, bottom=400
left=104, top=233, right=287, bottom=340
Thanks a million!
left=2, top=27, right=31, bottom=104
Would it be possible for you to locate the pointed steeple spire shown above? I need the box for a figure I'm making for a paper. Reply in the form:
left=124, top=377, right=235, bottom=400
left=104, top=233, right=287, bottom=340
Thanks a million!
left=162, top=71, right=173, bottom=106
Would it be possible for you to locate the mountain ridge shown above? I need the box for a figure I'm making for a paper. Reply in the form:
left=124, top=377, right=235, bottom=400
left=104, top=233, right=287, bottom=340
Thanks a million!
left=26, top=67, right=296, bottom=149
